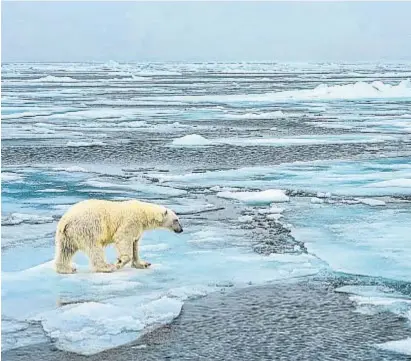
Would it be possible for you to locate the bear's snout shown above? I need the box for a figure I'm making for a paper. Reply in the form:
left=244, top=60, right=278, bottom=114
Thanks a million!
left=173, top=221, right=183, bottom=233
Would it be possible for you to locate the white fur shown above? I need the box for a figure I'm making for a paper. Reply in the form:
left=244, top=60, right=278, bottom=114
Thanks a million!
left=54, top=199, right=182, bottom=273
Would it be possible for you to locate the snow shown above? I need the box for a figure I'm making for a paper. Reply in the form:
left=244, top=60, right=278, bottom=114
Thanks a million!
left=217, top=189, right=289, bottom=204
left=171, top=134, right=213, bottom=146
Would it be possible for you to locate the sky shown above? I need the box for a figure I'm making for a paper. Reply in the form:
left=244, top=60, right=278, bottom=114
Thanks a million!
left=2, top=1, right=411, bottom=63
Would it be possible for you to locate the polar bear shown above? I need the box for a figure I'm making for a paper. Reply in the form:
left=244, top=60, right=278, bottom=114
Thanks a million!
left=54, top=199, right=183, bottom=274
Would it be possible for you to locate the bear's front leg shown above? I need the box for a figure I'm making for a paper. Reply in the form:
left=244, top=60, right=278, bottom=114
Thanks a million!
left=132, top=237, right=151, bottom=269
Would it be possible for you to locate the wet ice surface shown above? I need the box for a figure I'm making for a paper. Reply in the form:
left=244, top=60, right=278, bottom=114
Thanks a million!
left=2, top=62, right=411, bottom=358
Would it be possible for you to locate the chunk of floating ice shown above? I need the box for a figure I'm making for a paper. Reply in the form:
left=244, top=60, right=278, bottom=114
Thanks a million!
left=165, top=286, right=212, bottom=300
left=217, top=189, right=289, bottom=204
left=223, top=111, right=285, bottom=120
left=37, top=188, right=66, bottom=193
left=310, top=197, right=325, bottom=204
left=376, top=338, right=411, bottom=356
left=210, top=186, right=241, bottom=192
left=356, top=198, right=386, bottom=206
left=335, top=285, right=406, bottom=299
left=2, top=320, right=49, bottom=351
left=2, top=172, right=23, bottom=182
left=85, top=178, right=187, bottom=197
left=171, top=134, right=213, bottom=146
left=66, top=141, right=106, bottom=147
left=53, top=166, right=90, bottom=173
left=317, top=192, right=331, bottom=198
left=266, top=213, right=282, bottom=221
left=237, top=215, right=253, bottom=223
left=349, top=295, right=411, bottom=307
left=257, top=206, right=284, bottom=214
left=34, top=297, right=183, bottom=355
left=32, top=76, right=78, bottom=83
left=366, top=178, right=411, bottom=188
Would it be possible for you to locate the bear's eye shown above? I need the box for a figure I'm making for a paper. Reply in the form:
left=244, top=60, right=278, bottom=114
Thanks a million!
left=164, top=210, right=168, bottom=217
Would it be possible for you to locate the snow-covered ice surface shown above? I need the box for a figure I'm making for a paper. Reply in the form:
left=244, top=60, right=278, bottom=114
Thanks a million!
left=2, top=61, right=411, bottom=358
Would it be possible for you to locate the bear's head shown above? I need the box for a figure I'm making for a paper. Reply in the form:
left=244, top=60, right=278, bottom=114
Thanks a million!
left=162, top=208, right=183, bottom=233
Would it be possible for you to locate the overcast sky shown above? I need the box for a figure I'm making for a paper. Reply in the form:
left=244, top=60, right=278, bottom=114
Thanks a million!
left=2, top=1, right=411, bottom=62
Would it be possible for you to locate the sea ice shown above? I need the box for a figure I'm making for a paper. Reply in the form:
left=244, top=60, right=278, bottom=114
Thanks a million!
left=1, top=213, right=54, bottom=226
left=66, top=141, right=106, bottom=147
left=171, top=134, right=213, bottom=146
left=2, top=173, right=23, bottom=182
left=32, top=76, right=78, bottom=83
left=217, top=189, right=289, bottom=204
left=35, top=297, right=183, bottom=355
left=356, top=198, right=386, bottom=206
left=376, top=338, right=411, bottom=356
left=237, top=215, right=254, bottom=223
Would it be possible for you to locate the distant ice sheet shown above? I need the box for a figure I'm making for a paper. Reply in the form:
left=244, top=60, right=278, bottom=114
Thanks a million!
left=150, top=80, right=411, bottom=103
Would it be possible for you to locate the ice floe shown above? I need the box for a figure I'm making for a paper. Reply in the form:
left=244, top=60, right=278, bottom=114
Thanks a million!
left=217, top=189, right=289, bottom=204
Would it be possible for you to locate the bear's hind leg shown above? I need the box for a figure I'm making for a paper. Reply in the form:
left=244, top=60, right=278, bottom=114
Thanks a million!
left=54, top=236, right=78, bottom=274
left=114, top=236, right=133, bottom=270
left=85, top=245, right=116, bottom=273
